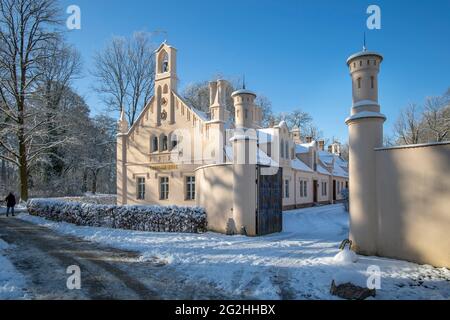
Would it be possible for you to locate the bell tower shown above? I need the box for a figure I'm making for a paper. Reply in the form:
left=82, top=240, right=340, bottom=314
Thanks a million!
left=155, top=42, right=178, bottom=125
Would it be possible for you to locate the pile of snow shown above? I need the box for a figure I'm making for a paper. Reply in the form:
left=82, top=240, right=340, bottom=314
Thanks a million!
left=27, top=199, right=207, bottom=233
left=0, top=240, right=28, bottom=299
left=334, top=247, right=358, bottom=264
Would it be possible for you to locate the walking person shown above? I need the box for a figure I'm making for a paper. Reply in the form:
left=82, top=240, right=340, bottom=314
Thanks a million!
left=4, top=192, right=16, bottom=217
left=341, top=187, right=349, bottom=212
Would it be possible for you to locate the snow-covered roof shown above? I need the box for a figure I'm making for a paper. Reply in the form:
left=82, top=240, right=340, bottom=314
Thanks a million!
left=224, top=145, right=279, bottom=167
left=154, top=41, right=176, bottom=53
left=332, top=163, right=348, bottom=178
left=353, top=100, right=380, bottom=108
left=191, top=107, right=209, bottom=121
left=291, top=158, right=313, bottom=173
left=318, top=151, right=334, bottom=165
left=302, top=141, right=315, bottom=148
left=317, top=164, right=331, bottom=176
left=258, top=149, right=279, bottom=167
left=256, top=129, right=274, bottom=142
left=231, top=89, right=256, bottom=97
left=317, top=149, right=349, bottom=178
left=346, top=50, right=383, bottom=65
left=275, top=120, right=288, bottom=129
left=295, top=144, right=310, bottom=154
left=345, top=111, right=386, bottom=124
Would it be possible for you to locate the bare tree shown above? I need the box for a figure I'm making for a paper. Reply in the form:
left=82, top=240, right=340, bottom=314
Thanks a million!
left=182, top=78, right=237, bottom=118
left=255, top=95, right=273, bottom=127
left=0, top=0, right=65, bottom=200
left=422, top=92, right=450, bottom=142
left=277, top=109, right=313, bottom=132
left=92, top=31, right=156, bottom=126
left=394, top=103, right=423, bottom=145
left=302, top=124, right=323, bottom=141
left=83, top=115, right=116, bottom=194
left=182, top=81, right=210, bottom=113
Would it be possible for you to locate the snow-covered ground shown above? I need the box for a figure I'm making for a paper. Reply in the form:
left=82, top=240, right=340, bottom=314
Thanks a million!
left=0, top=239, right=28, bottom=299
left=18, top=204, right=450, bottom=300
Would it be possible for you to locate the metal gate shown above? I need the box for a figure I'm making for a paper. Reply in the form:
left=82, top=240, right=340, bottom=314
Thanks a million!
left=256, top=166, right=283, bottom=235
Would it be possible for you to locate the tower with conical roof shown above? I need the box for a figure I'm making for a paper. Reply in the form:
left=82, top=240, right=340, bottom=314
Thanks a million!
left=345, top=45, right=386, bottom=255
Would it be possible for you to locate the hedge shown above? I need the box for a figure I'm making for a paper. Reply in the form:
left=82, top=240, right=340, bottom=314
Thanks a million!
left=26, top=199, right=207, bottom=233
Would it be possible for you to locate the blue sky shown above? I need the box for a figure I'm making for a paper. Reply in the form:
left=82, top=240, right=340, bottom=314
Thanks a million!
left=60, top=0, right=450, bottom=142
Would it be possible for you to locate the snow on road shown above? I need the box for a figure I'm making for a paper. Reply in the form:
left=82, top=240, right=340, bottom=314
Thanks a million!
left=0, top=238, right=28, bottom=299
left=18, top=204, right=450, bottom=300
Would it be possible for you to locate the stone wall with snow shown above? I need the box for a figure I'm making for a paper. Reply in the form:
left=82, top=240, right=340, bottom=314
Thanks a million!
left=26, top=199, right=207, bottom=233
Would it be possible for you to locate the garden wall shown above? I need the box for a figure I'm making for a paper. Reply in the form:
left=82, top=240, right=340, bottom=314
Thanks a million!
left=27, top=199, right=207, bottom=233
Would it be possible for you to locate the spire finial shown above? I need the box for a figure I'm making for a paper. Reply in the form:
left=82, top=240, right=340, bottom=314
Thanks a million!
left=363, top=32, right=367, bottom=51
left=242, top=74, right=246, bottom=90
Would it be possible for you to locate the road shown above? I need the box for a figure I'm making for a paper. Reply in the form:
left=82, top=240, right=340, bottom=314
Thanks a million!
left=0, top=217, right=231, bottom=300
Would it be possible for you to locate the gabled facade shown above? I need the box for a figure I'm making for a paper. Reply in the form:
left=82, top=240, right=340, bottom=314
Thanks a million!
left=117, top=43, right=349, bottom=235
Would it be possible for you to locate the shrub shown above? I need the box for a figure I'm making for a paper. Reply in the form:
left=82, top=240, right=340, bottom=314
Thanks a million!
left=27, top=199, right=207, bottom=233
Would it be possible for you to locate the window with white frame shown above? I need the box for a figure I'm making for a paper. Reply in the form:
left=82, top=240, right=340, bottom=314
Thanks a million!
left=160, top=177, right=169, bottom=200
left=151, top=136, right=158, bottom=152
left=304, top=180, right=308, bottom=197
left=137, top=177, right=145, bottom=200
left=285, top=179, right=290, bottom=198
left=300, top=180, right=304, bottom=197
left=186, top=176, right=195, bottom=200
left=299, top=179, right=308, bottom=198
left=321, top=181, right=327, bottom=196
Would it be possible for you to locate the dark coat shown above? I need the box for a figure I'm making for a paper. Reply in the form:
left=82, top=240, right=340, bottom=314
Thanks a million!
left=5, top=194, right=16, bottom=207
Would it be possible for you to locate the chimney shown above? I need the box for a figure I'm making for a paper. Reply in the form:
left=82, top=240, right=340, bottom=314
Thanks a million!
left=318, top=140, right=325, bottom=151
left=331, top=142, right=341, bottom=156
left=291, top=127, right=301, bottom=144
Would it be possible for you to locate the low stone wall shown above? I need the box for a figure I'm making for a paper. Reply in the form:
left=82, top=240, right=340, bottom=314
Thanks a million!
left=27, top=199, right=207, bottom=233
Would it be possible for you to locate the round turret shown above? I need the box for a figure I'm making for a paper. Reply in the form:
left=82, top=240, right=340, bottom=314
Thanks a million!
left=232, top=89, right=257, bottom=129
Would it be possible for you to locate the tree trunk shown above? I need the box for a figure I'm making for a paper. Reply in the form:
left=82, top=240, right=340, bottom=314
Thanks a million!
left=18, top=136, right=28, bottom=201
left=18, top=96, right=28, bottom=201
left=82, top=170, right=88, bottom=194
left=91, top=170, right=98, bottom=194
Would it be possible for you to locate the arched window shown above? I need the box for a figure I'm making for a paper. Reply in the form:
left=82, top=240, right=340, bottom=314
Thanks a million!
left=151, top=136, right=158, bottom=152
left=158, top=50, right=169, bottom=73
left=280, top=139, right=284, bottom=159
left=170, top=133, right=179, bottom=149
left=163, top=84, right=168, bottom=94
left=370, top=76, right=374, bottom=89
left=357, top=77, right=361, bottom=89
left=160, top=134, right=168, bottom=151
left=285, top=141, right=289, bottom=159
